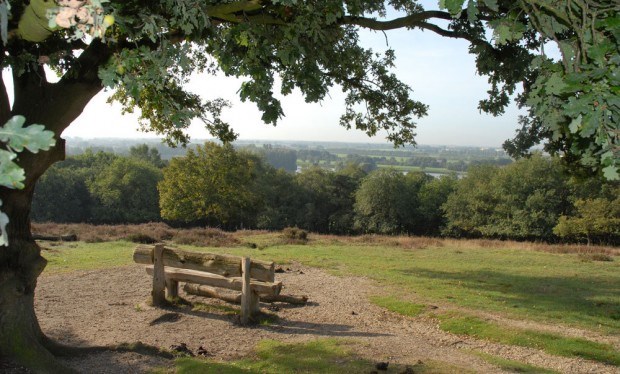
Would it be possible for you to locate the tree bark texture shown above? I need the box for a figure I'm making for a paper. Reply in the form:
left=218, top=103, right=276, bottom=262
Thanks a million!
left=0, top=40, right=110, bottom=372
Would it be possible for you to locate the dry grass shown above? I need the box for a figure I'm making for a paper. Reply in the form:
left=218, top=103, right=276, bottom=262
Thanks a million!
left=32, top=223, right=618, bottom=256
left=395, top=236, right=445, bottom=249
left=172, top=227, right=240, bottom=247
left=31, top=222, right=239, bottom=247
left=325, top=234, right=444, bottom=250
left=313, top=233, right=617, bottom=256
left=444, top=238, right=619, bottom=257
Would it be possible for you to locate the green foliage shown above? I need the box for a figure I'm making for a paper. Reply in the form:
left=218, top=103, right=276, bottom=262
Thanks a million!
left=442, top=164, right=499, bottom=237
left=443, top=155, right=572, bottom=240
left=0, top=115, right=55, bottom=154
left=0, top=115, right=55, bottom=245
left=0, top=116, right=55, bottom=189
left=417, top=174, right=458, bottom=235
left=243, top=145, right=297, bottom=173
left=90, top=158, right=163, bottom=223
left=554, top=197, right=620, bottom=245
left=4, top=0, right=618, bottom=230
left=31, top=148, right=619, bottom=242
left=353, top=168, right=418, bottom=234
left=486, top=155, right=571, bottom=240
left=128, top=144, right=166, bottom=168
left=32, top=150, right=164, bottom=224
left=254, top=167, right=303, bottom=230
left=31, top=167, right=92, bottom=223
left=521, top=3, right=619, bottom=179
left=438, top=312, right=620, bottom=365
left=436, top=1, right=620, bottom=179
left=158, top=143, right=261, bottom=227
left=294, top=166, right=359, bottom=234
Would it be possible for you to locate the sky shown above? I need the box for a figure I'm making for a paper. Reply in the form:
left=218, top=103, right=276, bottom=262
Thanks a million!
left=59, top=2, right=525, bottom=148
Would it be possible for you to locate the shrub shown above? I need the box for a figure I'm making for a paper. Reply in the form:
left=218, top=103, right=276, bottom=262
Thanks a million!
left=579, top=253, right=614, bottom=262
left=172, top=227, right=240, bottom=247
left=281, top=227, right=308, bottom=244
left=126, top=233, right=158, bottom=244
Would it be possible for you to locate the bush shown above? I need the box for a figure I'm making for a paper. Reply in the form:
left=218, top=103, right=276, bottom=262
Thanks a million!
left=126, top=233, right=158, bottom=244
left=579, top=253, right=614, bottom=262
left=282, top=227, right=308, bottom=244
left=172, top=227, right=240, bottom=247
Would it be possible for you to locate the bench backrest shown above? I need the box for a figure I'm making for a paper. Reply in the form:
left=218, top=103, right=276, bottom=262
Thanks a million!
left=133, top=244, right=275, bottom=282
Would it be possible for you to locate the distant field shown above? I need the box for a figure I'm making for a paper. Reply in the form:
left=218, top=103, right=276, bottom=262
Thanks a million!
left=375, top=164, right=454, bottom=174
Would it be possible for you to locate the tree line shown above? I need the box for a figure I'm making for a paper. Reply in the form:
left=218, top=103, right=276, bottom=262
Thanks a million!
left=33, top=143, right=619, bottom=245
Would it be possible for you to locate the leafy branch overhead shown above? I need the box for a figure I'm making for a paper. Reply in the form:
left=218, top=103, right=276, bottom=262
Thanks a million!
left=6, top=0, right=619, bottom=178
left=0, top=115, right=55, bottom=245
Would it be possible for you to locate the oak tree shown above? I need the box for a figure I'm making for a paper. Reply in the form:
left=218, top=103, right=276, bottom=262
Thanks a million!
left=158, top=142, right=261, bottom=227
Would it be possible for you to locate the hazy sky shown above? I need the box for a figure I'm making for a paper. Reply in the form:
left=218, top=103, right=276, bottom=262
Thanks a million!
left=60, top=2, right=525, bottom=147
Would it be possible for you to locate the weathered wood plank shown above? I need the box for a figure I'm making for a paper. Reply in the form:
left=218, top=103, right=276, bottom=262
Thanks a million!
left=250, top=290, right=260, bottom=314
left=134, top=245, right=275, bottom=282
left=152, top=244, right=166, bottom=306
left=183, top=284, right=308, bottom=305
left=184, top=284, right=242, bottom=303
left=145, top=266, right=281, bottom=296
left=166, top=279, right=179, bottom=299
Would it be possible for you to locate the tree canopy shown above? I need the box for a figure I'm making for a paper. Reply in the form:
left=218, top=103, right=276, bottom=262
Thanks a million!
left=5, top=0, right=619, bottom=177
left=158, top=142, right=261, bottom=226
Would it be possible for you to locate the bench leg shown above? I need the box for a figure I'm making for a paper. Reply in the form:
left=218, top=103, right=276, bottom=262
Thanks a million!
left=241, top=257, right=252, bottom=324
left=250, top=291, right=260, bottom=314
left=166, top=279, right=179, bottom=299
left=152, top=244, right=166, bottom=306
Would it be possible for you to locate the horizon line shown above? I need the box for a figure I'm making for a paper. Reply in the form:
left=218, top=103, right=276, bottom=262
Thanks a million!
left=64, top=136, right=508, bottom=149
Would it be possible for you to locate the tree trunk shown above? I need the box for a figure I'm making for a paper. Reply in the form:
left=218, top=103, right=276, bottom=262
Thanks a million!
left=0, top=189, right=77, bottom=372
left=0, top=40, right=109, bottom=372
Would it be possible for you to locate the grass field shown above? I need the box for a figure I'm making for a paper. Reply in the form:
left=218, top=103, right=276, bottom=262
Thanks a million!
left=375, top=164, right=455, bottom=175
left=154, top=339, right=471, bottom=374
left=39, top=229, right=620, bottom=370
left=183, top=235, right=620, bottom=335
left=41, top=233, right=620, bottom=334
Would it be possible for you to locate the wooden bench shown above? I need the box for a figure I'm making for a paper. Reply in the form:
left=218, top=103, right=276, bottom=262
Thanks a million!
left=133, top=244, right=281, bottom=324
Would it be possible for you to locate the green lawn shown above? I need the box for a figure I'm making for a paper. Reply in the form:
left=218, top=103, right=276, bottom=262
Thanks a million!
left=471, top=351, right=559, bottom=374
left=440, top=312, right=620, bottom=365
left=196, top=240, right=619, bottom=335
left=42, top=241, right=134, bottom=273
left=40, top=235, right=620, bottom=369
left=155, top=339, right=470, bottom=373
left=41, top=237, right=620, bottom=335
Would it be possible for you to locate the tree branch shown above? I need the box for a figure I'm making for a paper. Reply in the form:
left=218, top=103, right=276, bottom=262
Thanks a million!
left=59, top=39, right=111, bottom=85
left=340, top=11, right=453, bottom=30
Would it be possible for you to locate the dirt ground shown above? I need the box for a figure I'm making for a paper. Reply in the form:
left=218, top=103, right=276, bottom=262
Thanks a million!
left=31, top=263, right=618, bottom=373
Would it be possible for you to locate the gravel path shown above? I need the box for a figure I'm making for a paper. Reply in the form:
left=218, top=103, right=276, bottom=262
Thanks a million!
left=34, top=264, right=618, bottom=373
